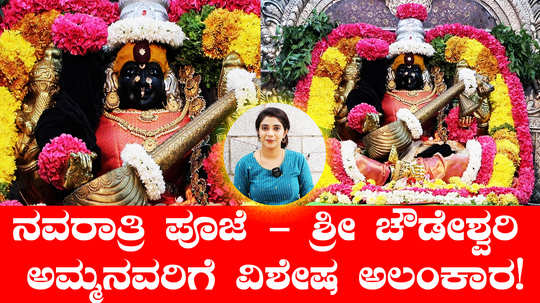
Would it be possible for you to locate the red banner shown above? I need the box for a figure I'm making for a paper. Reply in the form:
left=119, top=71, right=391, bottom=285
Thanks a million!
left=1, top=206, right=538, bottom=302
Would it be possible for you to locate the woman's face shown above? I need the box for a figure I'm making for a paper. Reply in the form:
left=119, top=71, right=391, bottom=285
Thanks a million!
left=258, top=116, right=287, bottom=149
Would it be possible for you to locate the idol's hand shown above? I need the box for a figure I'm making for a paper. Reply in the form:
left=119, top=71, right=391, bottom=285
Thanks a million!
left=63, top=152, right=96, bottom=190
left=458, top=115, right=475, bottom=128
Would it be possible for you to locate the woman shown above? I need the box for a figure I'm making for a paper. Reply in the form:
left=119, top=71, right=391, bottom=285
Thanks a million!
left=234, top=107, right=314, bottom=205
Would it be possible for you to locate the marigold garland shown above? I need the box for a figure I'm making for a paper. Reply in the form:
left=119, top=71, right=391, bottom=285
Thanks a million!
left=0, top=88, right=19, bottom=196
left=13, top=10, right=60, bottom=61
left=306, top=76, right=338, bottom=133
left=202, top=8, right=261, bottom=74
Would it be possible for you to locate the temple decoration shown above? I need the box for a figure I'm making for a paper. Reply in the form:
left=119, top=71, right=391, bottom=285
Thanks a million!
left=287, top=1, right=534, bottom=205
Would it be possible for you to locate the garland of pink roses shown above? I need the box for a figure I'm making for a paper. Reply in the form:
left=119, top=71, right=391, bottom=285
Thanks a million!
left=0, top=0, right=119, bottom=29
left=395, top=3, right=428, bottom=21
left=475, top=136, right=496, bottom=184
left=51, top=13, right=108, bottom=56
left=426, top=24, right=534, bottom=203
left=444, top=106, right=478, bottom=143
left=168, top=0, right=260, bottom=22
left=293, top=23, right=395, bottom=111
left=37, top=134, right=92, bottom=190
left=326, top=138, right=354, bottom=184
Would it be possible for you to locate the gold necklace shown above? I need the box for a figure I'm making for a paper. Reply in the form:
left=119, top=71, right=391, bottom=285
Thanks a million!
left=104, top=106, right=189, bottom=152
left=387, top=88, right=437, bottom=113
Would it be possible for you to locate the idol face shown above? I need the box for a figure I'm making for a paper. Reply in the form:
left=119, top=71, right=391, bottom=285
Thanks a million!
left=258, top=116, right=287, bottom=150
left=117, top=62, right=166, bottom=110
left=395, top=64, right=424, bottom=91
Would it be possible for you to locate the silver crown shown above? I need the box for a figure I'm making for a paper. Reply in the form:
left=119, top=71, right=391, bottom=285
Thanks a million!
left=119, top=0, right=170, bottom=22
left=394, top=18, right=426, bottom=43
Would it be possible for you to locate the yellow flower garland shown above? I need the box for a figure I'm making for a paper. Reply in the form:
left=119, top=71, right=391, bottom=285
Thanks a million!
left=0, top=87, right=19, bottom=187
left=0, top=30, right=36, bottom=73
left=307, top=76, right=338, bottom=133
left=202, top=9, right=261, bottom=74
left=488, top=153, right=516, bottom=187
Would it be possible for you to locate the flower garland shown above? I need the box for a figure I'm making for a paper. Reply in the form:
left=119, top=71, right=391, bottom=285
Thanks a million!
left=202, top=141, right=248, bottom=205
left=427, top=24, right=534, bottom=203
left=225, top=68, right=257, bottom=109
left=294, top=23, right=395, bottom=130
left=120, top=143, right=165, bottom=201
left=0, top=0, right=119, bottom=29
left=37, top=134, right=92, bottom=190
left=475, top=136, right=496, bottom=184
left=461, top=139, right=482, bottom=184
left=107, top=16, right=186, bottom=49
left=395, top=3, right=428, bottom=21
left=168, top=0, right=261, bottom=22
left=396, top=108, right=422, bottom=139
left=202, top=8, right=260, bottom=74
left=326, top=138, right=353, bottom=184
left=458, top=67, right=478, bottom=96
left=355, top=38, right=389, bottom=61
left=347, top=103, right=379, bottom=133
left=52, top=13, right=108, bottom=56
left=0, top=88, right=19, bottom=201
left=341, top=140, right=366, bottom=184
left=13, top=10, right=60, bottom=61
left=445, top=106, right=477, bottom=143
left=0, top=30, right=36, bottom=103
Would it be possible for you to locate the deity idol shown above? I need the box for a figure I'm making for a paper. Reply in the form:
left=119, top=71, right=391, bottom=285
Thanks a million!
left=339, top=5, right=492, bottom=185
left=14, top=0, right=239, bottom=205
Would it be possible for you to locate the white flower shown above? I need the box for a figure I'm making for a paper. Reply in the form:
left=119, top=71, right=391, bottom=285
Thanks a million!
left=225, top=68, right=257, bottom=108
left=461, top=140, right=482, bottom=184
left=121, top=143, right=165, bottom=201
left=107, top=17, right=186, bottom=49
left=336, top=192, right=352, bottom=204
left=458, top=68, right=477, bottom=97
left=396, top=108, right=423, bottom=139
left=388, top=40, right=435, bottom=58
left=340, top=140, right=366, bottom=183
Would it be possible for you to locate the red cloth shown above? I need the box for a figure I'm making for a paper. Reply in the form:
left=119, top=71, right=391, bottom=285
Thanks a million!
left=95, top=110, right=190, bottom=175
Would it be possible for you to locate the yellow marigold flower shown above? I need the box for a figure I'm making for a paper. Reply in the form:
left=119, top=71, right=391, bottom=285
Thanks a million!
left=487, top=153, right=516, bottom=187
left=375, top=195, right=387, bottom=205
left=488, top=74, right=514, bottom=132
left=498, top=193, right=519, bottom=206
left=0, top=87, right=18, bottom=185
left=229, top=13, right=261, bottom=74
left=352, top=181, right=366, bottom=192
left=335, top=37, right=361, bottom=58
left=0, top=30, right=36, bottom=72
left=307, top=76, right=337, bottom=132
left=445, top=36, right=468, bottom=63
left=496, top=139, right=520, bottom=166
left=475, top=46, right=499, bottom=80
left=320, top=47, right=347, bottom=69
left=316, top=163, right=339, bottom=188
left=492, top=128, right=518, bottom=145
left=316, top=47, right=347, bottom=84
left=317, top=192, right=337, bottom=204
left=461, top=38, right=485, bottom=67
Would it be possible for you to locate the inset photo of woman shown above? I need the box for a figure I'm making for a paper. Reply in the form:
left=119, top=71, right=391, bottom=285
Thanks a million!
left=224, top=104, right=325, bottom=205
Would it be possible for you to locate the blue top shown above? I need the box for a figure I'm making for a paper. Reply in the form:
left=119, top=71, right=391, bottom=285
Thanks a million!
left=234, top=149, right=314, bottom=205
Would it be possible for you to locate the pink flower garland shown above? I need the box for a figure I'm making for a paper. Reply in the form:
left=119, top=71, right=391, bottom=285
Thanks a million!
left=37, top=134, right=91, bottom=190
left=475, top=136, right=496, bottom=185
left=445, top=106, right=477, bottom=143
left=395, top=3, right=428, bottom=21
left=52, top=13, right=108, bottom=56
left=168, top=0, right=260, bottom=22
left=347, top=103, right=379, bottom=133
left=326, top=138, right=354, bottom=184
left=426, top=24, right=534, bottom=203
left=0, top=200, right=23, bottom=206
left=355, top=38, right=389, bottom=61
left=0, top=0, right=119, bottom=29
left=294, top=23, right=395, bottom=110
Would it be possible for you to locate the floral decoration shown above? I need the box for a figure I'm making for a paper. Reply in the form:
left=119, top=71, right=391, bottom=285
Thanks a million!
left=168, top=0, right=260, bottom=22
left=445, top=106, right=477, bottom=143
left=0, top=200, right=23, bottom=206
left=461, top=139, right=482, bottom=184
left=347, top=103, right=379, bottom=133
left=37, top=134, right=92, bottom=190
left=202, top=141, right=248, bottom=205
left=121, top=143, right=165, bottom=201
left=395, top=3, right=428, bottom=21
left=475, top=136, right=496, bottom=184
left=0, top=87, right=19, bottom=200
left=52, top=13, right=108, bottom=56
left=13, top=10, right=60, bottom=61
left=355, top=38, right=389, bottom=61
left=107, top=16, right=186, bottom=49
left=225, top=68, right=257, bottom=109
left=396, top=108, right=422, bottom=139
